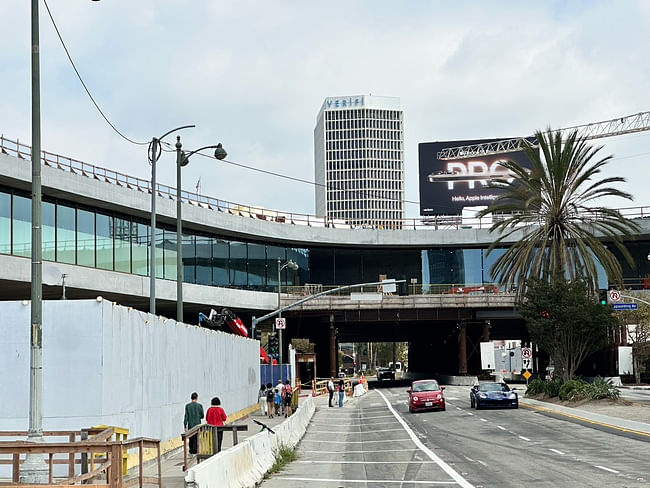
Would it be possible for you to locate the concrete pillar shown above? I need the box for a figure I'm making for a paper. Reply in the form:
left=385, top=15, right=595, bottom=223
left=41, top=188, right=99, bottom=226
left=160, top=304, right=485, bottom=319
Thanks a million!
left=329, top=314, right=337, bottom=378
left=482, top=320, right=490, bottom=342
left=458, top=321, right=467, bottom=375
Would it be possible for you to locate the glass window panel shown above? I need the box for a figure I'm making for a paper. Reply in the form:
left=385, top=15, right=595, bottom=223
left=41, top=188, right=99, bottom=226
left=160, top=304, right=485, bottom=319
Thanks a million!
left=334, top=249, right=361, bottom=284
left=96, top=213, right=114, bottom=270
left=309, top=248, right=334, bottom=285
left=287, top=248, right=309, bottom=287
left=229, top=241, right=247, bottom=287
left=132, top=222, right=149, bottom=276
left=212, top=238, right=229, bottom=285
left=42, top=201, right=55, bottom=261
left=0, top=191, right=12, bottom=254
left=76, top=208, right=94, bottom=267
left=195, top=235, right=212, bottom=285
left=163, top=228, right=176, bottom=280
left=182, top=233, right=196, bottom=284
left=462, top=249, right=483, bottom=285
left=57, top=204, right=76, bottom=264
left=266, top=245, right=286, bottom=288
left=247, top=242, right=266, bottom=289
left=114, top=217, right=131, bottom=273
left=12, top=194, right=31, bottom=257
left=482, top=248, right=506, bottom=285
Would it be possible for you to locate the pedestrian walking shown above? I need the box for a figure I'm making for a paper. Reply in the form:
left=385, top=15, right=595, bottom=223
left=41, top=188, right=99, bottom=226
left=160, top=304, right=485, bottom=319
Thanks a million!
left=328, top=377, right=335, bottom=407
left=338, top=378, right=345, bottom=407
left=282, top=380, right=293, bottom=417
left=258, top=384, right=267, bottom=416
left=265, top=383, right=275, bottom=419
left=183, top=392, right=204, bottom=455
left=275, top=380, right=283, bottom=416
left=206, top=397, right=227, bottom=452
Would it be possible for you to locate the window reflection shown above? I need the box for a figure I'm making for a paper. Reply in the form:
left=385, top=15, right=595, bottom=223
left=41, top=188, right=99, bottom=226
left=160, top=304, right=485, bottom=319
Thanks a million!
left=57, top=204, right=76, bottom=264
left=0, top=190, right=10, bottom=255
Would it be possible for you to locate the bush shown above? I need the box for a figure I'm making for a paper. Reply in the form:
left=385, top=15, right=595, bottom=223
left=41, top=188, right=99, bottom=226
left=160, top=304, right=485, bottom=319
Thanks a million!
left=526, top=378, right=546, bottom=396
left=543, top=377, right=563, bottom=398
left=580, top=377, right=620, bottom=400
left=559, top=379, right=585, bottom=401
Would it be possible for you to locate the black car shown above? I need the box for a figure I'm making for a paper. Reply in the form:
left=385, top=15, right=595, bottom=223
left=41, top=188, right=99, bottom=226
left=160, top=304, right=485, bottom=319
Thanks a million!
left=470, top=382, right=518, bottom=409
left=377, top=367, right=395, bottom=381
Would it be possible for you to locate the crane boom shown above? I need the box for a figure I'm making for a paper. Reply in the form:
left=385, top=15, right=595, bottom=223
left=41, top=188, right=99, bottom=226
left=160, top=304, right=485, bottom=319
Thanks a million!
left=437, top=110, right=650, bottom=160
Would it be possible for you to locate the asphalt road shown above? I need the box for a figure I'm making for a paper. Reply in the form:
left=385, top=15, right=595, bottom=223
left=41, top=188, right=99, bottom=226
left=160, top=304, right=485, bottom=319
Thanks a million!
left=263, top=382, right=650, bottom=487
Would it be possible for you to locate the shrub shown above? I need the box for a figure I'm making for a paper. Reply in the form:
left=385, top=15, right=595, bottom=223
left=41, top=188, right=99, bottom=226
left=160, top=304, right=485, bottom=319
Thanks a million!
left=581, top=377, right=620, bottom=400
left=559, top=379, right=585, bottom=401
left=543, top=377, right=563, bottom=398
left=526, top=378, right=546, bottom=396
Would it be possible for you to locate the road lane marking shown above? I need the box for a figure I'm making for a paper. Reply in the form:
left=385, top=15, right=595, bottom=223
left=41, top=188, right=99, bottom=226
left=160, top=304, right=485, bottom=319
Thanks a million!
left=464, top=456, right=474, bottom=462
left=480, top=418, right=487, bottom=422
left=549, top=449, right=565, bottom=455
left=518, top=436, right=530, bottom=441
left=456, top=407, right=462, bottom=411
left=303, top=449, right=420, bottom=454
left=497, top=426, right=506, bottom=430
left=317, top=414, right=396, bottom=419
left=595, top=466, right=620, bottom=474
left=477, top=460, right=487, bottom=467
left=467, top=412, right=473, bottom=416
left=277, top=478, right=459, bottom=485
left=520, top=401, right=650, bottom=437
left=309, top=428, right=405, bottom=434
left=375, top=389, right=475, bottom=488
left=301, top=438, right=413, bottom=444
left=296, top=460, right=437, bottom=464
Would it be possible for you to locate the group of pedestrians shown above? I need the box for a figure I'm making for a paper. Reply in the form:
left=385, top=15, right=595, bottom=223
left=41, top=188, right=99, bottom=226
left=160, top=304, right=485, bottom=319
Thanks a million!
left=259, top=379, right=294, bottom=418
left=328, top=377, right=345, bottom=407
left=183, top=392, right=227, bottom=455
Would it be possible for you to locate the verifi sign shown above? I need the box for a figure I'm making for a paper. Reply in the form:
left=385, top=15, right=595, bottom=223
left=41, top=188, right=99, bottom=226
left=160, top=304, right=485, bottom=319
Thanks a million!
left=613, top=303, right=638, bottom=310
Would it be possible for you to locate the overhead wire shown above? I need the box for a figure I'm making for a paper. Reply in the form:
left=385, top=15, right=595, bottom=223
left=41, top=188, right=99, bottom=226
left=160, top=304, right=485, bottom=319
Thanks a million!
left=42, top=0, right=148, bottom=146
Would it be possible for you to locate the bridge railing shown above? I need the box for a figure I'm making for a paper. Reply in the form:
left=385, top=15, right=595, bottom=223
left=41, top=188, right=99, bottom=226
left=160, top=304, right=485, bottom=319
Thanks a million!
left=285, top=282, right=510, bottom=297
left=5, top=135, right=648, bottom=230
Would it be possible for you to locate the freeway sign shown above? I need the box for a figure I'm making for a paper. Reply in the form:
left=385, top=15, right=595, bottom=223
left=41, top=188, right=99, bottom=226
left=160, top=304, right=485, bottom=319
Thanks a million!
left=613, top=303, right=638, bottom=310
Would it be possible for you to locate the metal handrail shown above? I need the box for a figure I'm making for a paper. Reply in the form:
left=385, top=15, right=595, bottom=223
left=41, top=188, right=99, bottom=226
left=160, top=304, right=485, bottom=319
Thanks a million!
left=2, top=134, right=649, bottom=231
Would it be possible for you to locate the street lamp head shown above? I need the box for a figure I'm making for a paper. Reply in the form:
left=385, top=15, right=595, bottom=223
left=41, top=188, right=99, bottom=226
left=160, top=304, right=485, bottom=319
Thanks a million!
left=213, top=143, right=227, bottom=160
left=288, top=260, right=299, bottom=271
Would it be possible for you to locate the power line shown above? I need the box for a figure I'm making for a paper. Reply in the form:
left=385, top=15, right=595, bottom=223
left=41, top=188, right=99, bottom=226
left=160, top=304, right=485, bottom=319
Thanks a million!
left=42, top=0, right=147, bottom=146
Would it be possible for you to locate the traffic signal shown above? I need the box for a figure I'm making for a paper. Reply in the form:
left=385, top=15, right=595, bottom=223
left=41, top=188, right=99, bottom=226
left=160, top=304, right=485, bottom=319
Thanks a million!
left=598, top=289, right=608, bottom=305
left=254, top=328, right=261, bottom=341
left=268, top=333, right=278, bottom=355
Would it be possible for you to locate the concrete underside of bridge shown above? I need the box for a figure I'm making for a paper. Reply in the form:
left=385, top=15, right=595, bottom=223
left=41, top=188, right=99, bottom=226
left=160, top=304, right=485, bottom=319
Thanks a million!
left=280, top=308, right=528, bottom=378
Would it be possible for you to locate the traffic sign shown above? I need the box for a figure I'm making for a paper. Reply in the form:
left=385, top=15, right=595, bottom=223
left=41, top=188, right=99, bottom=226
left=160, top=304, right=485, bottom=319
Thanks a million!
left=608, top=289, right=621, bottom=302
left=522, top=370, right=532, bottom=380
left=521, top=347, right=532, bottom=359
left=522, top=358, right=531, bottom=369
left=275, top=317, right=286, bottom=329
left=613, top=303, right=638, bottom=310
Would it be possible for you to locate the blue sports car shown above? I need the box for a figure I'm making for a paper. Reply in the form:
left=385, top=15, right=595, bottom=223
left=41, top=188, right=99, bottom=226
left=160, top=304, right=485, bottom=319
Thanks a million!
left=470, top=382, right=518, bottom=409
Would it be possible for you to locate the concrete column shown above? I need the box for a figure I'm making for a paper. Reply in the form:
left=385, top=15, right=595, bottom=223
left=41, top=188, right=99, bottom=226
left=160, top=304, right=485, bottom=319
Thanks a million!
left=482, top=320, right=490, bottom=342
left=458, top=321, right=467, bottom=375
left=329, top=314, right=337, bottom=378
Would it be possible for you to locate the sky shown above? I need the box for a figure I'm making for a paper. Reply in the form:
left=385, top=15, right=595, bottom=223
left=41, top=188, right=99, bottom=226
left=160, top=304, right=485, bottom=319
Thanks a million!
left=2, top=1, right=649, bottom=218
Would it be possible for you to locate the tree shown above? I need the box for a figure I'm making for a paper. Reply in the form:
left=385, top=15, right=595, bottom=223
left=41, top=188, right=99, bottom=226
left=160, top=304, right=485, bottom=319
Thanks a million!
left=614, top=291, right=650, bottom=384
left=518, top=278, right=615, bottom=381
left=478, top=129, right=639, bottom=294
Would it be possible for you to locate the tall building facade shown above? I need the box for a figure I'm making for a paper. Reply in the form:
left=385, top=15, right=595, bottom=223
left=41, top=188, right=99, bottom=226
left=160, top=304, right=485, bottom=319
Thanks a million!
left=314, top=95, right=404, bottom=228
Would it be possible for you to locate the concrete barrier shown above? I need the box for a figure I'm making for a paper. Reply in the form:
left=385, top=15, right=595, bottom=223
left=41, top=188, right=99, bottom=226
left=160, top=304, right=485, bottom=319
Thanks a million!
left=353, top=383, right=367, bottom=397
left=185, top=397, right=315, bottom=488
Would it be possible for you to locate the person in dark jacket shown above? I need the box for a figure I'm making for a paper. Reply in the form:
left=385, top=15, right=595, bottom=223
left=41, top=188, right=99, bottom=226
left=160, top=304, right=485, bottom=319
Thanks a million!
left=338, top=378, right=345, bottom=407
left=184, top=392, right=204, bottom=454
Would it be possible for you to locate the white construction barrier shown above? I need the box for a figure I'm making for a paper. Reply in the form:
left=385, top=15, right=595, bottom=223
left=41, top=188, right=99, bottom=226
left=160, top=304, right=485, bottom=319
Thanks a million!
left=353, top=383, right=367, bottom=397
left=185, top=397, right=315, bottom=488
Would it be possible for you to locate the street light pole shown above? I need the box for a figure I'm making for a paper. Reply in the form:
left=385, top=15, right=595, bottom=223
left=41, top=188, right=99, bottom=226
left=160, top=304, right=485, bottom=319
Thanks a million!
left=148, top=125, right=194, bottom=316
left=174, top=139, right=227, bottom=323
left=277, top=258, right=298, bottom=383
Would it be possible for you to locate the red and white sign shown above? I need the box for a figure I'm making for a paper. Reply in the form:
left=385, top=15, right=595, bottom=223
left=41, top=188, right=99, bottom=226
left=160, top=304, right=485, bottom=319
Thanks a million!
left=608, top=290, right=621, bottom=302
left=521, top=347, right=532, bottom=359
left=275, top=317, right=286, bottom=330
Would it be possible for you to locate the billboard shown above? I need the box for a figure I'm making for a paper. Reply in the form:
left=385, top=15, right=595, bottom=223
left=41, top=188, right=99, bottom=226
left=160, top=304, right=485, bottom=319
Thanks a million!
left=418, top=138, right=534, bottom=216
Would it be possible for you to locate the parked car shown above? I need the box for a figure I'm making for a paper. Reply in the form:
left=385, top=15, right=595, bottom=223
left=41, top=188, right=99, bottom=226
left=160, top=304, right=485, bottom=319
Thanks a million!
left=470, top=382, right=518, bottom=409
left=377, top=367, right=395, bottom=381
left=406, top=380, right=446, bottom=413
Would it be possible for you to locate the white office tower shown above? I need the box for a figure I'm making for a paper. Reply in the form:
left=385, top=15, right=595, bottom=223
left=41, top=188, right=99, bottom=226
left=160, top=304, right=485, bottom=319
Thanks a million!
left=314, top=95, right=404, bottom=228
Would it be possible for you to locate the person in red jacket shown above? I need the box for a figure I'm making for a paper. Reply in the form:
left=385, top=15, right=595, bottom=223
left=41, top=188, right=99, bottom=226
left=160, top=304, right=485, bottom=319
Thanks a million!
left=206, top=397, right=227, bottom=452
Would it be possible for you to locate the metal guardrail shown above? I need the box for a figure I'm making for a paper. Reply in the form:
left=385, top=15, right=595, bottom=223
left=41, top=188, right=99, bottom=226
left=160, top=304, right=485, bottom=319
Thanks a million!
left=284, top=282, right=508, bottom=297
left=181, top=424, right=248, bottom=471
left=4, top=135, right=649, bottom=230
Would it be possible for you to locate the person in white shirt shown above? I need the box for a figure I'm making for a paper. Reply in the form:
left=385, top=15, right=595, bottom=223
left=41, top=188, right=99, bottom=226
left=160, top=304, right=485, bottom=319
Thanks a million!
left=327, top=377, right=335, bottom=407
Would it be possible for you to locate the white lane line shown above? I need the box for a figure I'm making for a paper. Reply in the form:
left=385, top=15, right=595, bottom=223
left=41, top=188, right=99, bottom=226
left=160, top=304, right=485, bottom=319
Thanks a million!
left=455, top=407, right=462, bottom=411
left=296, top=460, right=437, bottom=464
left=467, top=412, right=474, bottom=416
left=301, top=438, right=413, bottom=444
left=277, top=478, right=458, bottom=485
left=316, top=414, right=396, bottom=419
left=302, top=449, right=420, bottom=454
left=518, top=436, right=530, bottom=441
left=497, top=426, right=506, bottom=430
left=549, top=449, right=565, bottom=455
left=595, top=466, right=620, bottom=474
left=464, top=456, right=474, bottom=462
left=480, top=418, right=487, bottom=422
left=375, top=389, right=474, bottom=488
left=308, top=428, right=404, bottom=434
left=477, top=460, right=488, bottom=467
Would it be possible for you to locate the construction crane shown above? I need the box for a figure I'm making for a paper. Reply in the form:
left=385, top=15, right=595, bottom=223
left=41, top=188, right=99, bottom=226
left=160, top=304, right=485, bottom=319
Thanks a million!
left=437, top=110, right=650, bottom=160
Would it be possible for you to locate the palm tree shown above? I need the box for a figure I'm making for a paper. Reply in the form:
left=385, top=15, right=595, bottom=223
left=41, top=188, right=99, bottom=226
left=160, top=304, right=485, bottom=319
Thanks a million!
left=479, top=128, right=639, bottom=293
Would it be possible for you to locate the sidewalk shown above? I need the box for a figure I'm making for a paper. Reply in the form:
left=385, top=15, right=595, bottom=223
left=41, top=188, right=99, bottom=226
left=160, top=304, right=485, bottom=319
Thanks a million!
left=153, top=391, right=346, bottom=487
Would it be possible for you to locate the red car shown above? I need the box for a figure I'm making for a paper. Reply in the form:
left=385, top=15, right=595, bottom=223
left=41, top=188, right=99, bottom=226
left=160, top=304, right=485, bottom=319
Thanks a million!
left=406, top=380, right=446, bottom=413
